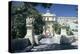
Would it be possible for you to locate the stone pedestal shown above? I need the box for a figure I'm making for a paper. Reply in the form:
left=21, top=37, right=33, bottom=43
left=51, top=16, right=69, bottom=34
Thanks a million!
left=61, top=28, right=67, bottom=36
left=34, top=35, right=39, bottom=44
left=25, top=26, right=33, bottom=44
left=25, top=17, right=39, bottom=45
left=25, top=17, right=33, bottom=45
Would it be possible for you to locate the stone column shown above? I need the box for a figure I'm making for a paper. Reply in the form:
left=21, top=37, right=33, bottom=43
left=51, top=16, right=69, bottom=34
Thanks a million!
left=61, top=28, right=67, bottom=36
left=34, top=35, right=39, bottom=44
left=25, top=17, right=33, bottom=45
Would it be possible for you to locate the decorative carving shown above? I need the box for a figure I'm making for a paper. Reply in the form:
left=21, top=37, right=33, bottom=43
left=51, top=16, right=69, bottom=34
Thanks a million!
left=26, top=17, right=32, bottom=25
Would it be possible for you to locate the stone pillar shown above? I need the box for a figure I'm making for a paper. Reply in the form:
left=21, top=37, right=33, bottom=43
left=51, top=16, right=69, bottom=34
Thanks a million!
left=25, top=17, right=33, bottom=44
left=50, top=25, right=53, bottom=36
left=34, top=35, right=39, bottom=44
left=61, top=28, right=67, bottom=36
left=43, top=26, right=45, bottom=35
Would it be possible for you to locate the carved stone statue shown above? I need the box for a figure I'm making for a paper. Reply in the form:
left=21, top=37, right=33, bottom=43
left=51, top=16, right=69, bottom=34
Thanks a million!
left=26, top=17, right=32, bottom=25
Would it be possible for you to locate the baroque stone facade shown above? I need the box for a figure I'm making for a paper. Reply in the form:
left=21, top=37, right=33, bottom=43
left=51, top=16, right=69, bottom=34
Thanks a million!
left=42, top=10, right=56, bottom=36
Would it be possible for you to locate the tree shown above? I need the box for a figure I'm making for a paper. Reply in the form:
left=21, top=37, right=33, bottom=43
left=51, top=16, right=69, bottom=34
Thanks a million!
left=52, top=21, right=61, bottom=35
left=11, top=2, right=27, bottom=39
left=66, top=26, right=74, bottom=35
left=10, top=1, right=52, bottom=39
left=33, top=15, right=45, bottom=35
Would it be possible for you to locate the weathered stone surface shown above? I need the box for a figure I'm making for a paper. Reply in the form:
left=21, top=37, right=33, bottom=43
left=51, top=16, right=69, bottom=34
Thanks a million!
left=60, top=35, right=75, bottom=44
left=11, top=38, right=31, bottom=52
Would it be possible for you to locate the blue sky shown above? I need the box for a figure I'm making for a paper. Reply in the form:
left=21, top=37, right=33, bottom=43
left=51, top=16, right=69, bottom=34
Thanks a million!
left=12, top=1, right=78, bottom=17
left=35, top=4, right=78, bottom=17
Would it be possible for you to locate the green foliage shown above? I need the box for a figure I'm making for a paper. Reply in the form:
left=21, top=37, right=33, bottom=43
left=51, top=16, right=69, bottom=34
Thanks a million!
left=66, top=26, right=74, bottom=35
left=41, top=3, right=52, bottom=8
left=53, top=21, right=61, bottom=34
left=11, top=14, right=26, bottom=39
left=11, top=2, right=28, bottom=39
left=67, top=31, right=74, bottom=35
left=62, top=25, right=74, bottom=35
left=33, top=15, right=45, bottom=35
left=72, top=29, right=78, bottom=32
left=10, top=1, right=52, bottom=39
